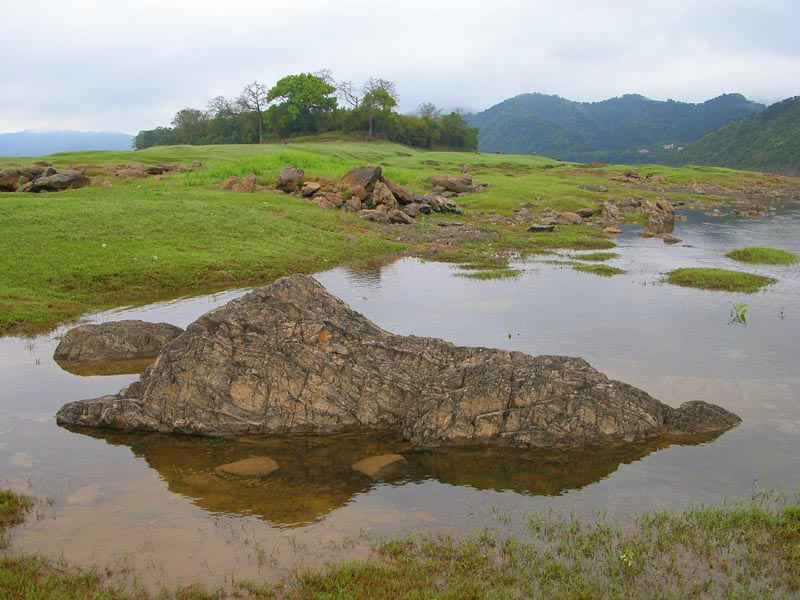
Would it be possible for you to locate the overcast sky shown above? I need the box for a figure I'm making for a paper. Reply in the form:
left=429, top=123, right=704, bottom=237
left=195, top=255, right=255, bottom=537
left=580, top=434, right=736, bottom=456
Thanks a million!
left=3, top=0, right=798, bottom=134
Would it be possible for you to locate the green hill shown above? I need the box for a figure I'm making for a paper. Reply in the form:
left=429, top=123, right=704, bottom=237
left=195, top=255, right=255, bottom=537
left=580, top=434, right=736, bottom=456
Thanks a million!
left=678, top=96, right=800, bottom=175
left=467, top=93, right=764, bottom=163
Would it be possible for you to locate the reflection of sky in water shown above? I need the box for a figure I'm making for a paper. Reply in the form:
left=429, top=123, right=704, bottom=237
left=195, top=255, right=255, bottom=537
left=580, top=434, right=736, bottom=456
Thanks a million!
left=1, top=203, right=799, bottom=589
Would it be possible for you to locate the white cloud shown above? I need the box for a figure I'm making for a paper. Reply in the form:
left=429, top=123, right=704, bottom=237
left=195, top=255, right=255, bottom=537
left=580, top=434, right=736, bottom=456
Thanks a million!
left=2, top=0, right=798, bottom=132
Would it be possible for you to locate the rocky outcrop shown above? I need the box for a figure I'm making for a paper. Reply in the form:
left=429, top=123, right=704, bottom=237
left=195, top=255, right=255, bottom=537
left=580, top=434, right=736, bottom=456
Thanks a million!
left=56, top=276, right=740, bottom=447
left=6, top=161, right=198, bottom=192
left=54, top=320, right=184, bottom=362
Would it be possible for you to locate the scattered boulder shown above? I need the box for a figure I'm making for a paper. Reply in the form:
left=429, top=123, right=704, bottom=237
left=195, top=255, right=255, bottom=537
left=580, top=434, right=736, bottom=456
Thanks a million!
left=576, top=208, right=594, bottom=219
left=351, top=454, right=407, bottom=478
left=601, top=202, right=622, bottom=222
left=513, top=208, right=534, bottom=222
left=646, top=198, right=675, bottom=227
left=358, top=209, right=390, bottom=223
left=380, top=177, right=413, bottom=205
left=300, top=181, right=322, bottom=197
left=54, top=320, right=184, bottom=362
left=557, top=212, right=583, bottom=225
left=218, top=174, right=263, bottom=193
left=348, top=184, right=369, bottom=201
left=276, top=166, right=304, bottom=193
left=388, top=210, right=415, bottom=225
left=56, top=275, right=741, bottom=447
left=429, top=174, right=469, bottom=193
left=528, top=224, right=555, bottom=233
left=578, top=184, right=608, bottom=193
left=662, top=234, right=682, bottom=245
left=0, top=168, right=20, bottom=191
left=341, top=165, right=382, bottom=192
left=214, top=456, right=279, bottom=478
left=27, top=171, right=90, bottom=192
left=371, top=181, right=399, bottom=212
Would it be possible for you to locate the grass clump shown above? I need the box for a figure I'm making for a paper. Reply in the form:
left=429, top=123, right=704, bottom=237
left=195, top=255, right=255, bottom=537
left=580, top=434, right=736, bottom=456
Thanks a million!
left=573, top=251, right=619, bottom=261
left=666, top=267, right=777, bottom=293
left=726, top=246, right=798, bottom=265
left=457, top=267, right=521, bottom=280
left=573, top=263, right=627, bottom=277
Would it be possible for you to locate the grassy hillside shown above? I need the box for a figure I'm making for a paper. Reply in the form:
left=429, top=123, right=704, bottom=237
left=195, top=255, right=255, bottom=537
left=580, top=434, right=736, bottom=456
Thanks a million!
left=467, top=93, right=764, bottom=163
left=678, top=96, right=800, bottom=175
left=0, top=141, right=793, bottom=333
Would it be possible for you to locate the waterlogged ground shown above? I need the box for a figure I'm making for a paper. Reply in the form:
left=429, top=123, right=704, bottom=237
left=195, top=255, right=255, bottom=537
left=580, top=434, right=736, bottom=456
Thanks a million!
left=1, top=203, right=799, bottom=590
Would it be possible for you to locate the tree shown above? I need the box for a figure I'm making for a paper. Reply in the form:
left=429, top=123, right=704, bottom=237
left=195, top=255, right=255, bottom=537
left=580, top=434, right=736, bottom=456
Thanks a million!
left=361, top=77, right=398, bottom=140
left=171, top=108, right=206, bottom=144
left=237, top=81, right=268, bottom=143
left=265, top=73, right=337, bottom=136
left=418, top=102, right=442, bottom=121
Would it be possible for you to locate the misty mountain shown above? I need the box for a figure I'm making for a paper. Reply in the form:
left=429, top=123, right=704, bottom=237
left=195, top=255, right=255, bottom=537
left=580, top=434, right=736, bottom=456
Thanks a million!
left=0, top=130, right=134, bottom=157
left=466, top=93, right=765, bottom=164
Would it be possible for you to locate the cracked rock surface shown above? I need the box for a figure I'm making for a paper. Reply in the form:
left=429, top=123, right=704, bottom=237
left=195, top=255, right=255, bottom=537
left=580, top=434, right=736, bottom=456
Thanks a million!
left=56, top=275, right=740, bottom=447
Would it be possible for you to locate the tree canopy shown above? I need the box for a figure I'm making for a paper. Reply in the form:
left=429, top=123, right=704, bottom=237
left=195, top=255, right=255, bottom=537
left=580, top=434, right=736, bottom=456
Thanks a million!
left=135, top=71, right=478, bottom=152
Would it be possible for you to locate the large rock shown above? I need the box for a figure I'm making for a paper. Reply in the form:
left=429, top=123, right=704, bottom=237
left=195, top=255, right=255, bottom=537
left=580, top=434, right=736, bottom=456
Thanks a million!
left=340, top=165, right=382, bottom=192
left=428, top=175, right=469, bottom=193
left=27, top=171, right=90, bottom=192
left=56, top=276, right=741, bottom=447
left=371, top=180, right=399, bottom=212
left=276, top=166, right=304, bottom=192
left=0, top=168, right=20, bottom=192
left=54, top=320, right=184, bottom=362
left=646, top=198, right=675, bottom=227
left=380, top=177, right=414, bottom=205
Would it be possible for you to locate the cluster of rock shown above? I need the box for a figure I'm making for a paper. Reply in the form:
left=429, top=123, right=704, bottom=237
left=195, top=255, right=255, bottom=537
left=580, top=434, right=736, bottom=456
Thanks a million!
left=0, top=161, right=199, bottom=193
left=56, top=274, right=741, bottom=447
left=608, top=170, right=668, bottom=184
left=218, top=165, right=475, bottom=225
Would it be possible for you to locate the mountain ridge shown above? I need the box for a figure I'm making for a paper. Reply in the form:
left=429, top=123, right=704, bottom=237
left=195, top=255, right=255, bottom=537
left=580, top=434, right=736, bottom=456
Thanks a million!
left=0, top=130, right=134, bottom=157
left=466, top=92, right=766, bottom=164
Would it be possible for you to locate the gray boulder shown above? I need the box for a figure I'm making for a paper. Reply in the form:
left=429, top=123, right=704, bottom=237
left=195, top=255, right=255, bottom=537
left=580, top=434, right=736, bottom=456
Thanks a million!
left=340, top=165, right=382, bottom=192
left=54, top=320, right=184, bottom=362
left=56, top=276, right=740, bottom=447
left=0, top=168, right=20, bottom=192
left=276, top=167, right=304, bottom=192
left=27, top=171, right=90, bottom=192
left=428, top=175, right=469, bottom=193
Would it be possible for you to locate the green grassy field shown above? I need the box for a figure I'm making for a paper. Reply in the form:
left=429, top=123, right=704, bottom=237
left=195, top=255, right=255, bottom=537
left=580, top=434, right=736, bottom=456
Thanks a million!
left=1, top=141, right=794, bottom=334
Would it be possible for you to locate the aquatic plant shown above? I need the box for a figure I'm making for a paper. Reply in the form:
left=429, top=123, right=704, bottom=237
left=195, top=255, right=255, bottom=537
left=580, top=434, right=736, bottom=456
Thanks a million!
left=726, top=246, right=798, bottom=265
left=666, top=268, right=777, bottom=293
left=729, top=301, right=748, bottom=324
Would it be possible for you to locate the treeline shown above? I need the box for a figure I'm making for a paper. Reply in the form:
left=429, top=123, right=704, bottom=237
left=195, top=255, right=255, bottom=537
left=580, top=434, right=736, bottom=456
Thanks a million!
left=135, top=71, right=478, bottom=151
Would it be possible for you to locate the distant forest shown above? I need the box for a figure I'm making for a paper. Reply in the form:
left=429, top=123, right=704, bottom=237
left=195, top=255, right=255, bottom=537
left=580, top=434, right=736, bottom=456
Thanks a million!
left=135, top=71, right=478, bottom=152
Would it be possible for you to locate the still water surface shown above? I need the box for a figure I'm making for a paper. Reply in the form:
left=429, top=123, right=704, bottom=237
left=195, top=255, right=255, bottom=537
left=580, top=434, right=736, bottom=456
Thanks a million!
left=1, top=204, right=799, bottom=587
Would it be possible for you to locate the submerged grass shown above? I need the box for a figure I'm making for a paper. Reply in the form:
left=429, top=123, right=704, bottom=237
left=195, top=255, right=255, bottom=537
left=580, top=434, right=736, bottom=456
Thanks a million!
left=572, top=263, right=627, bottom=277
left=3, top=486, right=799, bottom=599
left=726, top=246, right=798, bottom=265
left=573, top=251, right=619, bottom=261
left=666, top=267, right=778, bottom=293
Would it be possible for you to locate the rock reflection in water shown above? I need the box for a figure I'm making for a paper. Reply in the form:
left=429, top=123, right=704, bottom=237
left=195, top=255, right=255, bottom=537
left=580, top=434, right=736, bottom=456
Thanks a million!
left=65, top=426, right=726, bottom=527
left=55, top=357, right=155, bottom=376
